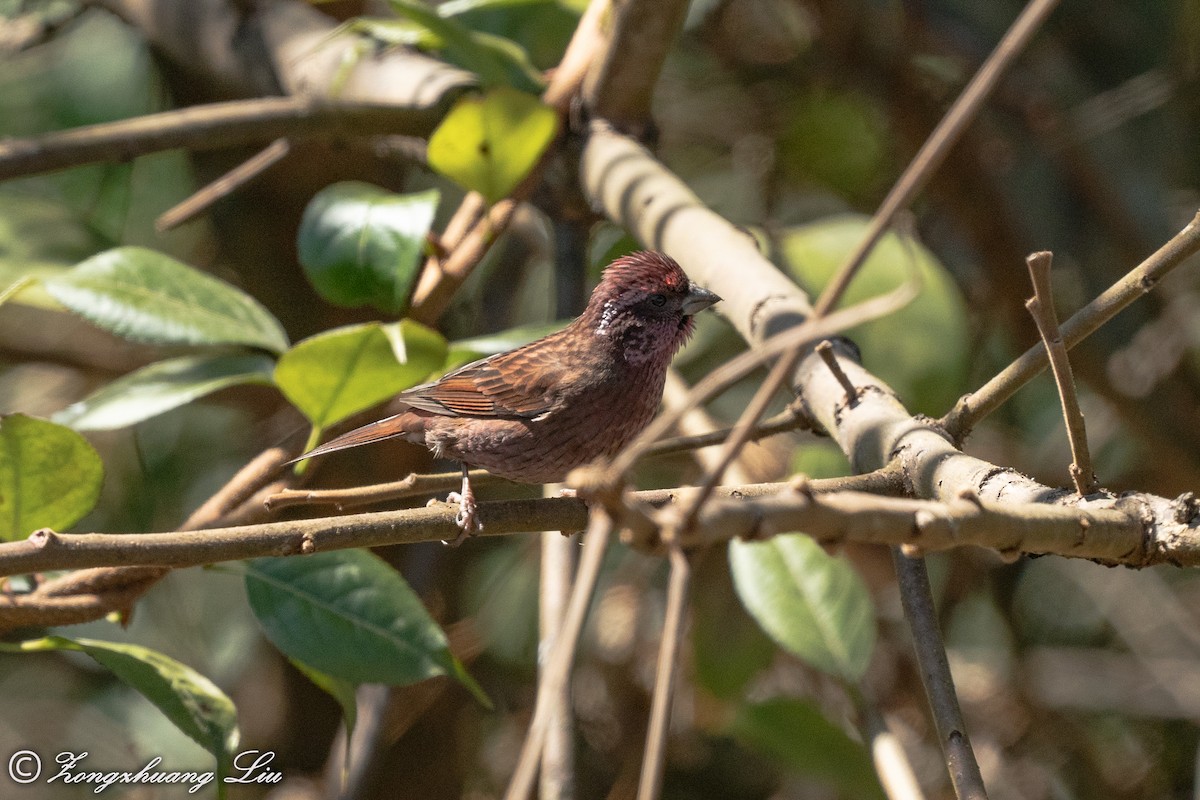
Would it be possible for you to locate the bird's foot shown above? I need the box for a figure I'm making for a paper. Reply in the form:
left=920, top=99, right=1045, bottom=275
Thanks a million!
left=442, top=469, right=483, bottom=546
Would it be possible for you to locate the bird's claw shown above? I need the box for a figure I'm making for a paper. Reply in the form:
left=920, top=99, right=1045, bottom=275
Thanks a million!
left=442, top=490, right=483, bottom=547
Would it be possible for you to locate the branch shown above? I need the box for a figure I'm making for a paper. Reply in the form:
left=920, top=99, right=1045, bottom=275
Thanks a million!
left=894, top=554, right=989, bottom=800
left=942, top=209, right=1200, bottom=439
left=582, top=0, right=690, bottom=133
left=0, top=97, right=451, bottom=183
left=812, top=0, right=1063, bottom=316
left=1024, top=251, right=1098, bottom=496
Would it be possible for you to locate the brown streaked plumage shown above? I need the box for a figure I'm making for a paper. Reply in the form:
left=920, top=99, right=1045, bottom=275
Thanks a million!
left=294, top=251, right=721, bottom=539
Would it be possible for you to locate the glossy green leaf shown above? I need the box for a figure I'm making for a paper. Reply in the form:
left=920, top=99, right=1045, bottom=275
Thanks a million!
left=730, top=698, right=885, bottom=800
left=297, top=183, right=439, bottom=314
left=0, top=414, right=103, bottom=541
left=53, top=352, right=277, bottom=431
left=40, top=247, right=289, bottom=353
left=438, top=0, right=580, bottom=73
left=384, top=0, right=542, bottom=91
left=729, top=533, right=876, bottom=682
left=3, top=636, right=239, bottom=770
left=244, top=549, right=488, bottom=705
left=427, top=87, right=558, bottom=203
left=780, top=215, right=969, bottom=415
left=274, top=320, right=446, bottom=431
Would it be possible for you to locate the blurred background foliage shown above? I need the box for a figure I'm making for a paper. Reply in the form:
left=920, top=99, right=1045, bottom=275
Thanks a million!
left=2, top=0, right=1200, bottom=798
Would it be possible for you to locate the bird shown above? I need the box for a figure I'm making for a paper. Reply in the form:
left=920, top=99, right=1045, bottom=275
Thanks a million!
left=292, top=251, right=721, bottom=543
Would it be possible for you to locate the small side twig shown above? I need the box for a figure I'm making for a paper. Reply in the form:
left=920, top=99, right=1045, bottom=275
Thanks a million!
left=816, top=340, right=859, bottom=405
left=1024, top=252, right=1099, bottom=496
left=264, top=469, right=498, bottom=512
left=942, top=208, right=1200, bottom=439
left=893, top=552, right=989, bottom=800
left=156, top=137, right=292, bottom=231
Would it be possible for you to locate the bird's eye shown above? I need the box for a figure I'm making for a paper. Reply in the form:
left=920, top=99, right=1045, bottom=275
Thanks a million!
left=649, top=294, right=667, bottom=307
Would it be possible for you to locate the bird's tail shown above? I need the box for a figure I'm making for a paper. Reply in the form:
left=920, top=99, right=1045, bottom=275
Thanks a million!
left=288, top=413, right=422, bottom=465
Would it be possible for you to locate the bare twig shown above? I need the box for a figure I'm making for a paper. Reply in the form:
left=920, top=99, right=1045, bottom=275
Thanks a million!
left=641, top=406, right=803, bottom=459
left=942, top=209, right=1200, bottom=439
left=0, top=98, right=445, bottom=183
left=893, top=552, right=989, bottom=800
left=605, top=275, right=919, bottom=481
left=636, top=545, right=691, bottom=800
left=504, top=511, right=614, bottom=800
left=812, top=0, right=1062, bottom=316
left=816, top=340, right=859, bottom=406
left=1024, top=251, right=1099, bottom=495
left=539, top=490, right=578, bottom=800
left=264, top=469, right=499, bottom=512
left=156, top=138, right=292, bottom=231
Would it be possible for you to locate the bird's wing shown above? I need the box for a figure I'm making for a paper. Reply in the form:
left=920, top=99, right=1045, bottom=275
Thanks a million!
left=402, top=335, right=574, bottom=419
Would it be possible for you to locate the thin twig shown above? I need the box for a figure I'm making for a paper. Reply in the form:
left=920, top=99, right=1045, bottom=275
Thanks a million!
left=678, top=349, right=803, bottom=533
left=606, top=276, right=920, bottom=480
left=504, top=511, right=614, bottom=800
left=156, top=138, right=292, bottom=231
left=0, top=97, right=446, bottom=182
left=264, top=469, right=499, bottom=512
left=636, top=545, right=692, bottom=800
left=539, top=502, right=578, bottom=800
left=893, top=552, right=989, bottom=800
left=1024, top=251, right=1098, bottom=495
left=942, top=208, right=1200, bottom=439
left=812, top=0, right=1062, bottom=316
left=816, top=340, right=859, bottom=406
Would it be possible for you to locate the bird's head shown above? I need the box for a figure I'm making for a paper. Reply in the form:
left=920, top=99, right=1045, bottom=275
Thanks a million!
left=581, top=251, right=721, bottom=364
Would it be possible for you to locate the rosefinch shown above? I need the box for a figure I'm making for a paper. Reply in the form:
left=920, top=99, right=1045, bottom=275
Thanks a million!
left=294, top=251, right=721, bottom=540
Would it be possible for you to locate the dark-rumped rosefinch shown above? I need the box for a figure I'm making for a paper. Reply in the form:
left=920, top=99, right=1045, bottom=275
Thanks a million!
left=294, top=251, right=721, bottom=540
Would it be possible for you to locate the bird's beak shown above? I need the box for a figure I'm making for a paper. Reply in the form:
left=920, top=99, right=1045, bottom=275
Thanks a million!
left=682, top=283, right=721, bottom=315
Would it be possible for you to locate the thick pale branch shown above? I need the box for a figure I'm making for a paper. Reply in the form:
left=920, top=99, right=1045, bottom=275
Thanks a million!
left=580, top=125, right=1200, bottom=567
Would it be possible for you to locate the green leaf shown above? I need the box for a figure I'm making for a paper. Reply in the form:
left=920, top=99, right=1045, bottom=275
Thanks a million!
left=3, top=636, right=239, bottom=771
left=297, top=183, right=439, bottom=315
left=385, top=0, right=541, bottom=90
left=53, top=352, right=277, bottom=431
left=780, top=215, right=969, bottom=415
left=40, top=247, right=289, bottom=353
left=244, top=549, right=489, bottom=705
left=730, top=698, right=885, bottom=800
left=729, top=534, right=876, bottom=682
left=0, top=414, right=103, bottom=541
left=274, top=320, right=446, bottom=432
left=427, top=86, right=558, bottom=203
